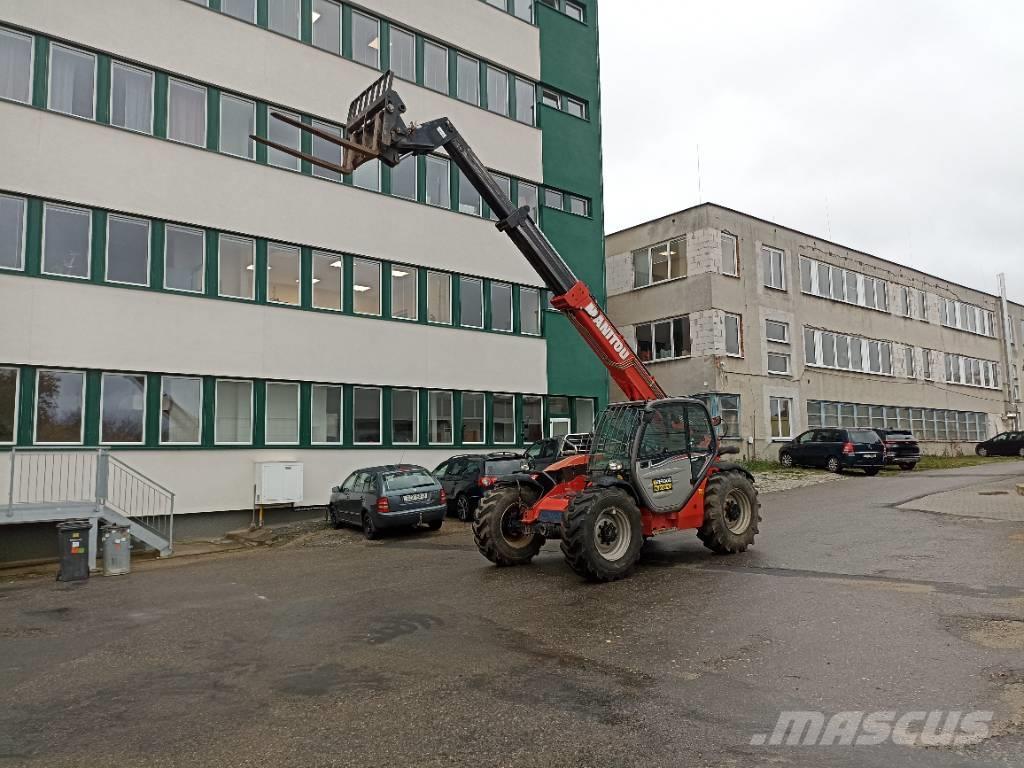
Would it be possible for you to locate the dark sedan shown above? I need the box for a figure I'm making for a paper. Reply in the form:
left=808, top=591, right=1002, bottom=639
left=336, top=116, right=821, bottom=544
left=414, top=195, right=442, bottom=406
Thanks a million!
left=778, top=428, right=885, bottom=475
left=976, top=431, right=1024, bottom=457
left=328, top=465, right=446, bottom=539
left=875, top=429, right=921, bottom=470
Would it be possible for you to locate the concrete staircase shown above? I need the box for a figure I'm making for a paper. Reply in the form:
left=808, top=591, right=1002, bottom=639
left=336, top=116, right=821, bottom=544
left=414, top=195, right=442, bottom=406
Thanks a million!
left=3, top=448, right=175, bottom=570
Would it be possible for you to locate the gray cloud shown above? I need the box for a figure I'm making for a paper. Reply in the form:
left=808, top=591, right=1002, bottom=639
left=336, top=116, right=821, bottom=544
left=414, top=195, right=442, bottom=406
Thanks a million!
left=600, top=0, right=1024, bottom=302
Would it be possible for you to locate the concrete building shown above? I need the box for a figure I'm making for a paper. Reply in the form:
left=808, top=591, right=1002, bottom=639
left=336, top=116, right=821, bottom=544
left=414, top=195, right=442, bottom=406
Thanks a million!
left=0, top=0, right=607, bottom=548
left=606, top=203, right=1023, bottom=458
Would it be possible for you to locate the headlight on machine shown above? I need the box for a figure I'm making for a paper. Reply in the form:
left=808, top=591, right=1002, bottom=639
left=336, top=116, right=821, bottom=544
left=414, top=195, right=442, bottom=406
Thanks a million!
left=607, top=460, right=623, bottom=472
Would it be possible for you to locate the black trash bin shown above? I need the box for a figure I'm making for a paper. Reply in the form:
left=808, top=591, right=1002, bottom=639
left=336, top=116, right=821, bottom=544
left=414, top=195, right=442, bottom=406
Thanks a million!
left=57, top=519, right=92, bottom=582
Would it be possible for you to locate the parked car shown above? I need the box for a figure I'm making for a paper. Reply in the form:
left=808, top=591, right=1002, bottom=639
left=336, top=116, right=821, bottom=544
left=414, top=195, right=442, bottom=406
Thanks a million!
left=976, top=431, right=1024, bottom=457
left=433, top=452, right=524, bottom=521
left=874, top=429, right=922, bottom=471
left=328, top=465, right=446, bottom=540
left=778, top=428, right=885, bottom=475
left=523, top=432, right=593, bottom=472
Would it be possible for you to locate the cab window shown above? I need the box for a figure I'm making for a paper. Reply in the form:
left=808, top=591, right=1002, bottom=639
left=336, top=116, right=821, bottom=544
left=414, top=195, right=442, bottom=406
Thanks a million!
left=341, top=472, right=358, bottom=491
left=639, top=402, right=714, bottom=460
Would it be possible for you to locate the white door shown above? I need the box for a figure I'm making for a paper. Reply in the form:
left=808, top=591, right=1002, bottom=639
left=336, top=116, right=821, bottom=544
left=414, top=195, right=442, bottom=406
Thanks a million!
left=549, top=418, right=571, bottom=437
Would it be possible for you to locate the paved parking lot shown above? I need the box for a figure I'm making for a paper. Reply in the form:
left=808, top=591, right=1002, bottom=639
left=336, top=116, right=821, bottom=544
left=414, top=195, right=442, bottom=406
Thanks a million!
left=1, top=463, right=1023, bottom=767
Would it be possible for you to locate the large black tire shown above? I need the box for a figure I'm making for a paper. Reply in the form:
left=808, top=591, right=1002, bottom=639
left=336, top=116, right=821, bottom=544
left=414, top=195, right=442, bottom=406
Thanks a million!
left=698, top=471, right=761, bottom=554
left=863, top=468, right=880, bottom=476
left=427, top=518, right=443, bottom=531
left=362, top=512, right=380, bottom=541
left=561, top=488, right=644, bottom=582
left=326, top=505, right=343, bottom=530
left=473, top=487, right=544, bottom=566
left=898, top=463, right=916, bottom=472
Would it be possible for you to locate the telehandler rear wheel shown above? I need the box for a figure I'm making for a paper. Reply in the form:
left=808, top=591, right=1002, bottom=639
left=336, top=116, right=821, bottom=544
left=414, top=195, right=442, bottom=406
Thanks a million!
left=561, top=488, right=643, bottom=582
left=473, top=487, right=544, bottom=566
left=698, top=470, right=760, bottom=554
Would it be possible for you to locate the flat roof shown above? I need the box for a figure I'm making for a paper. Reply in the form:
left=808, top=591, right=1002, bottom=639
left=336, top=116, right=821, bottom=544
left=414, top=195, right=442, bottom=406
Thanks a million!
left=608, top=202, right=1023, bottom=309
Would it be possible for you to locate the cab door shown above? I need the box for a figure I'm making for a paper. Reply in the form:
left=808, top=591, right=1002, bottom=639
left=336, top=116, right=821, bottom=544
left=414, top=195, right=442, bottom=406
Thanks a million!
left=632, top=401, right=716, bottom=513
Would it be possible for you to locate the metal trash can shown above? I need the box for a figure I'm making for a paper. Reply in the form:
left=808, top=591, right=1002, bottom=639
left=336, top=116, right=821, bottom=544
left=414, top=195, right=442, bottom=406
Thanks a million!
left=56, top=519, right=92, bottom=582
left=101, top=524, right=131, bottom=576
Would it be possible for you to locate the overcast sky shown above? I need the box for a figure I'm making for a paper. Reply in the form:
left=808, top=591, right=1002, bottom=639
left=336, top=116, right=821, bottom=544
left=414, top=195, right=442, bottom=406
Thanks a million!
left=599, top=0, right=1024, bottom=302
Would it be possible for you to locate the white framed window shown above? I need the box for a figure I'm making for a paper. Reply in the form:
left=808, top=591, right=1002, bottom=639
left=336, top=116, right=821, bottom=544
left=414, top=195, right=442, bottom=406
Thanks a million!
left=160, top=375, right=201, bottom=445
left=575, top=398, right=595, bottom=433
left=311, top=119, right=342, bottom=181
left=312, top=0, right=342, bottom=54
left=110, top=62, right=153, bottom=134
left=724, top=313, right=742, bottom=356
left=222, top=0, right=256, bottom=22
left=0, top=194, right=27, bottom=270
left=565, top=1, right=585, bottom=22
left=513, top=0, right=533, bottom=23
left=265, top=381, right=299, bottom=444
left=391, top=155, right=417, bottom=200
left=765, top=319, right=789, bottom=344
left=352, top=159, right=380, bottom=191
left=492, top=394, right=515, bottom=444
left=267, top=0, right=300, bottom=38
left=897, top=285, right=912, bottom=317
left=905, top=346, right=916, bottom=378
left=0, top=366, right=19, bottom=444
left=390, top=26, right=415, bottom=81
left=566, top=97, right=586, bottom=119
left=769, top=396, right=793, bottom=439
left=761, top=246, right=785, bottom=290
left=515, top=77, right=535, bottom=125
left=634, top=316, right=690, bottom=362
left=312, top=251, right=342, bottom=311
left=427, top=271, right=452, bottom=324
left=490, top=282, right=513, bottom=332
left=462, top=392, right=486, bottom=444
left=100, top=372, right=146, bottom=445
left=48, top=44, right=95, bottom=119
left=106, top=214, right=150, bottom=286
left=486, top=66, right=509, bottom=116
left=460, top=276, right=484, bottom=328
left=923, top=349, right=933, bottom=380
left=219, top=93, right=255, bottom=159
left=164, top=225, right=205, bottom=293
left=267, top=108, right=300, bottom=171
left=523, top=395, right=543, bottom=442
left=0, top=27, right=33, bottom=104
left=215, top=379, right=253, bottom=444
left=423, top=40, right=448, bottom=94
left=353, top=386, right=382, bottom=445
left=544, top=189, right=564, bottom=210
left=391, top=265, right=418, bottom=320
left=632, top=239, right=685, bottom=288
left=425, top=155, right=450, bottom=208
left=518, top=182, right=539, bottom=220
left=767, top=352, right=790, bottom=376
left=42, top=203, right=91, bottom=279
left=428, top=390, right=454, bottom=444
left=352, top=258, right=381, bottom=315
left=459, top=168, right=482, bottom=216
left=311, top=384, right=342, bottom=444
left=167, top=78, right=207, bottom=147
left=350, top=10, right=381, bottom=69
left=568, top=196, right=589, bottom=217
left=541, top=88, right=561, bottom=109
left=456, top=53, right=480, bottom=104
left=267, top=243, right=300, bottom=306
left=721, top=232, right=738, bottom=276
left=218, top=234, right=255, bottom=299
left=34, top=369, right=85, bottom=445
left=391, top=388, right=419, bottom=444
left=520, top=287, right=541, bottom=335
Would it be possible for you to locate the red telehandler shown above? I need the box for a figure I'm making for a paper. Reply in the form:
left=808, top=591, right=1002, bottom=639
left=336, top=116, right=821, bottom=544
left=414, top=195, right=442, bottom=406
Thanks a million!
left=253, top=73, right=761, bottom=582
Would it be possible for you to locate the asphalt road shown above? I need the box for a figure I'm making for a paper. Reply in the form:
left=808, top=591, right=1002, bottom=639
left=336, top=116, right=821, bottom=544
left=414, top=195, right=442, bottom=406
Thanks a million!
left=2, top=464, right=1023, bottom=767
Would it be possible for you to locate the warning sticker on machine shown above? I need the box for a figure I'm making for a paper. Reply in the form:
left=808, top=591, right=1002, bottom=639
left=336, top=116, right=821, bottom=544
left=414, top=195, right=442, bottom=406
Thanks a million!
left=652, top=477, right=673, bottom=493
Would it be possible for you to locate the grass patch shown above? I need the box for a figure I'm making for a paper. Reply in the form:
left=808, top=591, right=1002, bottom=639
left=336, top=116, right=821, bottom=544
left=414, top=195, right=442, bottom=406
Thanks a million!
left=912, top=455, right=1024, bottom=471
left=740, top=459, right=785, bottom=473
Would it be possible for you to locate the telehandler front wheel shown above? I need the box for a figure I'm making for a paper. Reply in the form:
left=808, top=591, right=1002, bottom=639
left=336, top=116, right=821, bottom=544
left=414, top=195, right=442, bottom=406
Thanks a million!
left=698, top=470, right=760, bottom=554
left=561, top=488, right=643, bottom=582
left=473, top=487, right=544, bottom=566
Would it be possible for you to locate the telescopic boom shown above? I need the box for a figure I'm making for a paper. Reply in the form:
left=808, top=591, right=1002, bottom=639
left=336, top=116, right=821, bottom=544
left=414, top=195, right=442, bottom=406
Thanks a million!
left=253, top=72, right=666, bottom=402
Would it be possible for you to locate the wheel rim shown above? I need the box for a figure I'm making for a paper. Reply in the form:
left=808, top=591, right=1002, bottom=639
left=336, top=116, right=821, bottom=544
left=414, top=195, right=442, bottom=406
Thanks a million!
left=458, top=496, right=470, bottom=520
left=363, top=516, right=373, bottom=535
left=979, top=448, right=988, bottom=456
left=828, top=458, right=839, bottom=472
left=780, top=453, right=792, bottom=467
left=724, top=489, right=753, bottom=534
left=498, top=500, right=535, bottom=550
left=593, top=507, right=632, bottom=561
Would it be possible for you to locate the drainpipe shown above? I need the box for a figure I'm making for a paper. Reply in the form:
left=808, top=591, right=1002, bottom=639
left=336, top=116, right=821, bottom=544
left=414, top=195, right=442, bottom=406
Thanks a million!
left=997, top=274, right=1020, bottom=429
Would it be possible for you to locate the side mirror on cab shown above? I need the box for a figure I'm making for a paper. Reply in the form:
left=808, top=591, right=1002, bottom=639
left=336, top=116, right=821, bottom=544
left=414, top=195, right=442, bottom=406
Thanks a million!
left=331, top=485, right=342, bottom=493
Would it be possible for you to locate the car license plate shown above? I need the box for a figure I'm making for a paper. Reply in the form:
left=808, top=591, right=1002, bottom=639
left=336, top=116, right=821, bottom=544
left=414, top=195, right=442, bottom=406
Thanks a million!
left=863, top=453, right=877, bottom=459
left=403, top=493, right=428, bottom=502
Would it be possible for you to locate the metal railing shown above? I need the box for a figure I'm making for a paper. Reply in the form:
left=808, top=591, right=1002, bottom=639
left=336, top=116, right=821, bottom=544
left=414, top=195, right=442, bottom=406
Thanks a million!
left=104, top=455, right=175, bottom=549
left=5, top=448, right=175, bottom=550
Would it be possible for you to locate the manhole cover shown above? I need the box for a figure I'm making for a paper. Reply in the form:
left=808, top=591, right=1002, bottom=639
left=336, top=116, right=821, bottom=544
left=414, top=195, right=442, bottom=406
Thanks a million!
left=979, top=491, right=1010, bottom=496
